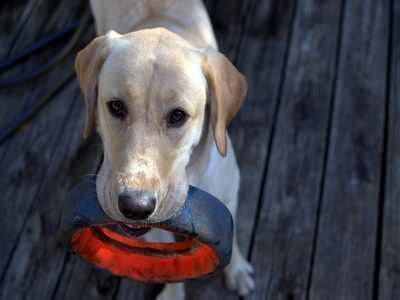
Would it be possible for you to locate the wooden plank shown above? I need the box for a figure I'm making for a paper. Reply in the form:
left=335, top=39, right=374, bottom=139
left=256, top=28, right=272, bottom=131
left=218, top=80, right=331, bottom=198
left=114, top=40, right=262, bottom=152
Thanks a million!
left=54, top=253, right=120, bottom=300
left=378, top=0, right=400, bottom=299
left=0, top=0, right=86, bottom=280
left=0, top=2, right=113, bottom=300
left=115, top=279, right=162, bottom=300
left=309, top=1, right=390, bottom=299
left=203, top=0, right=218, bottom=21
left=0, top=82, right=83, bottom=300
left=215, top=1, right=250, bottom=59
left=0, top=0, right=86, bottom=155
left=210, top=0, right=253, bottom=60
left=50, top=130, right=124, bottom=300
left=0, top=71, right=121, bottom=300
left=226, top=0, right=297, bottom=265
left=0, top=0, right=38, bottom=59
left=186, top=0, right=297, bottom=299
left=0, top=0, right=54, bottom=141
left=0, top=0, right=83, bottom=80
left=247, top=0, right=343, bottom=299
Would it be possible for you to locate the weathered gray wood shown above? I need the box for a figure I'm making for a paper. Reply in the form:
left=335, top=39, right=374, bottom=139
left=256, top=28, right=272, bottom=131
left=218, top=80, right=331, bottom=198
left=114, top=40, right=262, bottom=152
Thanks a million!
left=0, top=0, right=85, bottom=281
left=203, top=0, right=218, bottom=21
left=0, top=2, right=117, bottom=300
left=0, top=0, right=38, bottom=59
left=54, top=254, right=120, bottom=300
left=248, top=0, right=343, bottom=299
left=378, top=1, right=400, bottom=299
left=0, top=83, right=83, bottom=300
left=210, top=0, right=252, bottom=58
left=309, top=1, right=390, bottom=299
left=115, top=278, right=162, bottom=300
left=0, top=0, right=58, bottom=136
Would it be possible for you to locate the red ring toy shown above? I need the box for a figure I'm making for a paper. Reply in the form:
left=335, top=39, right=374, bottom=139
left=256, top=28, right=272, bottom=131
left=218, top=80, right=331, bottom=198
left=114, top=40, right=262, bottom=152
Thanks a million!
left=59, top=178, right=233, bottom=283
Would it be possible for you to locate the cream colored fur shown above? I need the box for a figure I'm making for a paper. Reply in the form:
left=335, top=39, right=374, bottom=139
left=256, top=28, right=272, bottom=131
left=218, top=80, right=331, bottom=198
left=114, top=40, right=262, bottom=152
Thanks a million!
left=81, top=0, right=255, bottom=298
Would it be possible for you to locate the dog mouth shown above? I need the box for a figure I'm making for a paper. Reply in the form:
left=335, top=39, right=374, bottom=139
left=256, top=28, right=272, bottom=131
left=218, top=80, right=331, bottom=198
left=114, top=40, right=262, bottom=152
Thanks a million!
left=104, top=188, right=153, bottom=238
left=104, top=223, right=151, bottom=238
left=119, top=223, right=151, bottom=236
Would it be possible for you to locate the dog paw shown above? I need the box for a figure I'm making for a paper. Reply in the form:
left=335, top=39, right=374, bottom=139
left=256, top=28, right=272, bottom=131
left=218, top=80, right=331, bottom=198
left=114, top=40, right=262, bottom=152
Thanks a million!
left=224, top=255, right=255, bottom=296
left=156, top=283, right=185, bottom=300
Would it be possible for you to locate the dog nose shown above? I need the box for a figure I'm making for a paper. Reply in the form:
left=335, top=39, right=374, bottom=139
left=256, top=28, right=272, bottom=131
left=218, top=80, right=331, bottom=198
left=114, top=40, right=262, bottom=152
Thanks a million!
left=118, top=190, right=156, bottom=220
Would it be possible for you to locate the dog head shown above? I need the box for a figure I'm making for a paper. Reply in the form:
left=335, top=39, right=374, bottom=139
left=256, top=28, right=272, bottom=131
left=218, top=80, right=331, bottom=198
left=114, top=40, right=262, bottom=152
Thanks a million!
left=75, top=28, right=246, bottom=223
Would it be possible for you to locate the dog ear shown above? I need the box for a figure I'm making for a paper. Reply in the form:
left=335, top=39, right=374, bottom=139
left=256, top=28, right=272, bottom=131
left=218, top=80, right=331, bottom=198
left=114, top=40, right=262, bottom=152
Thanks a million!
left=75, top=31, right=118, bottom=138
left=202, top=48, right=247, bottom=156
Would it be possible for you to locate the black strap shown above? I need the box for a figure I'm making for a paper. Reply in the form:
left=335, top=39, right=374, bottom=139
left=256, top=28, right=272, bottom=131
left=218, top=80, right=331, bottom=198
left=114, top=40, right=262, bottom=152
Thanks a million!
left=0, top=12, right=92, bottom=145
left=0, top=21, right=79, bottom=74
left=0, top=71, right=75, bottom=145
left=0, top=12, right=91, bottom=87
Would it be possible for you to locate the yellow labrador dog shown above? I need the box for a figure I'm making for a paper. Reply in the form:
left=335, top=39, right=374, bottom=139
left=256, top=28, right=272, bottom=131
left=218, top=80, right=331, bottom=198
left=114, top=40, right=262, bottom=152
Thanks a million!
left=76, top=0, right=254, bottom=298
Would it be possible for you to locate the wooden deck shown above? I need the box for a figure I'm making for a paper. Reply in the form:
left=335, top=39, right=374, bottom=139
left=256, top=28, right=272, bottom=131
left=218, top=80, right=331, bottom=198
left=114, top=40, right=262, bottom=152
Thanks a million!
left=0, top=0, right=398, bottom=299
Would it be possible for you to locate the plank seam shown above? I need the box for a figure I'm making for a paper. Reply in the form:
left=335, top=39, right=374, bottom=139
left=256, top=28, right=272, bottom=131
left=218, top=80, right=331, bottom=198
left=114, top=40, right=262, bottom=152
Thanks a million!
left=0, top=83, right=38, bottom=163
left=111, top=278, right=123, bottom=300
left=231, top=0, right=254, bottom=66
left=0, top=85, right=49, bottom=286
left=372, top=0, right=393, bottom=298
left=246, top=0, right=299, bottom=264
left=5, top=0, right=41, bottom=58
left=49, top=252, right=71, bottom=300
left=0, top=2, right=83, bottom=163
left=304, top=0, right=347, bottom=298
left=0, top=77, right=76, bottom=288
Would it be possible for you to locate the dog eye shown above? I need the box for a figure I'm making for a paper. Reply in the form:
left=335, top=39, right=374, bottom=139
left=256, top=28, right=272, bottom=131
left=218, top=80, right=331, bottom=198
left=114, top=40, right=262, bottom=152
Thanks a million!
left=107, top=100, right=127, bottom=120
left=167, top=108, right=187, bottom=127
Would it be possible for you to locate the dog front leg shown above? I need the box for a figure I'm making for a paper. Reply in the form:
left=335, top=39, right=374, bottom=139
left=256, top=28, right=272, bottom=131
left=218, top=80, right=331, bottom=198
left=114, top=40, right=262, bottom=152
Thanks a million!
left=144, top=230, right=186, bottom=300
left=222, top=190, right=255, bottom=296
left=224, top=228, right=255, bottom=296
left=156, top=283, right=185, bottom=300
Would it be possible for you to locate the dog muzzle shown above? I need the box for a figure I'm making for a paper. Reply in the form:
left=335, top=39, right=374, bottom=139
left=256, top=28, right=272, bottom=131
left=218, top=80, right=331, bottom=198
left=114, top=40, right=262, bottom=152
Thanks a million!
left=59, top=177, right=233, bottom=283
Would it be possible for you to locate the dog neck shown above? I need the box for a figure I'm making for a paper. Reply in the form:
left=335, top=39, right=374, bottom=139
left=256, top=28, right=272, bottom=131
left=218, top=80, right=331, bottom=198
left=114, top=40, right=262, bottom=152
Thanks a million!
left=92, top=0, right=218, bottom=49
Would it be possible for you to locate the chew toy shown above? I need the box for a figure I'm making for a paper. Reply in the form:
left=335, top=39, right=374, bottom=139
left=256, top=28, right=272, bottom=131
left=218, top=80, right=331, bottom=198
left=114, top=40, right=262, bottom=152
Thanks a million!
left=59, top=178, right=233, bottom=282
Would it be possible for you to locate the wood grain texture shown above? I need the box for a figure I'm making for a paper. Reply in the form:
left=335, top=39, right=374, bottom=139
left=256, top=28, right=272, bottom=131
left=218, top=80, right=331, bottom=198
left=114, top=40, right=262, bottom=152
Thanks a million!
left=0, top=0, right=86, bottom=281
left=247, top=0, right=343, bottom=299
left=0, top=0, right=45, bottom=60
left=378, top=0, right=400, bottom=299
left=0, top=1, right=110, bottom=300
left=309, top=0, right=390, bottom=299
